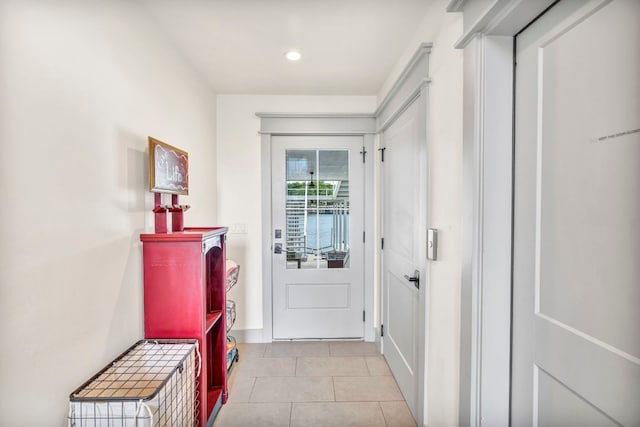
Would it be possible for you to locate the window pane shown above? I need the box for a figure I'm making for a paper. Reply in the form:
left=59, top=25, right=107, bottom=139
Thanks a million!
left=285, top=149, right=350, bottom=269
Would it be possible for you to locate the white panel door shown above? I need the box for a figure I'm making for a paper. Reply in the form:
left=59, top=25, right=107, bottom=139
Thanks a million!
left=272, top=135, right=365, bottom=339
left=512, top=1, right=640, bottom=425
left=382, top=98, right=426, bottom=419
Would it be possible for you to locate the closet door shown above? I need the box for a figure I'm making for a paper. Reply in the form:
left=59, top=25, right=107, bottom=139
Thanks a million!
left=512, top=1, right=640, bottom=425
left=381, top=96, right=428, bottom=421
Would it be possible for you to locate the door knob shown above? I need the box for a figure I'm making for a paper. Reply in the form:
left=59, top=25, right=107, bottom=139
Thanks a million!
left=404, top=270, right=420, bottom=289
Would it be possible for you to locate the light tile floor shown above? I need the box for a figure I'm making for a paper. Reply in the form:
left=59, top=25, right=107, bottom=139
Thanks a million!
left=213, top=341, right=417, bottom=427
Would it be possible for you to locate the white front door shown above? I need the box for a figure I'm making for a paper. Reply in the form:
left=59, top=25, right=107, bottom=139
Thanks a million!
left=271, top=135, right=365, bottom=339
left=381, top=98, right=426, bottom=419
left=512, top=0, right=640, bottom=425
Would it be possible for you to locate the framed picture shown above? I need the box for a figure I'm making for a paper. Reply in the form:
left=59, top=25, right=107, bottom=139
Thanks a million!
left=148, top=137, right=189, bottom=195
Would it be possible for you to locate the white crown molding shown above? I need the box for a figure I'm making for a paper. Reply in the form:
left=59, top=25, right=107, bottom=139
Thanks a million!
left=376, top=78, right=430, bottom=133
left=454, top=0, right=509, bottom=48
left=375, top=43, right=432, bottom=117
left=453, top=0, right=557, bottom=49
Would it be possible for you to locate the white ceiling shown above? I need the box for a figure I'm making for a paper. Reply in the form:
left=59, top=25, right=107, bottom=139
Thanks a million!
left=140, top=0, right=436, bottom=95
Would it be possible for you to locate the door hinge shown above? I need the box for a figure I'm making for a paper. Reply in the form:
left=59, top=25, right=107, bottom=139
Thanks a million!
left=381, top=237, right=384, bottom=250
left=360, top=146, right=367, bottom=163
left=363, top=310, right=366, bottom=322
left=381, top=324, right=384, bottom=337
left=378, top=147, right=386, bottom=162
left=363, top=231, right=365, bottom=243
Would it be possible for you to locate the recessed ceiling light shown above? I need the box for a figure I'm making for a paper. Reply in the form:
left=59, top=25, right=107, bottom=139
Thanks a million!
left=285, top=50, right=301, bottom=61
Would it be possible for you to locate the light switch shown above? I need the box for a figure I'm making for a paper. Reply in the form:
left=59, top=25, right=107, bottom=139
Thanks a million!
left=230, top=223, right=248, bottom=234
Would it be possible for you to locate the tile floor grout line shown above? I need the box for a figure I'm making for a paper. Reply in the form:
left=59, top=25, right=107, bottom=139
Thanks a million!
left=331, top=376, right=336, bottom=402
left=247, top=377, right=256, bottom=403
left=378, top=401, right=390, bottom=427
left=220, top=342, right=411, bottom=426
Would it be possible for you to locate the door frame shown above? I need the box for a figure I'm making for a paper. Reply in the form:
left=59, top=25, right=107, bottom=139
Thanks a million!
left=258, top=114, right=377, bottom=343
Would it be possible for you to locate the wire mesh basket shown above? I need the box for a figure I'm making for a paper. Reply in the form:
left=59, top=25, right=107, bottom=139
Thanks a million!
left=225, top=300, right=236, bottom=333
left=225, top=260, right=240, bottom=292
left=225, top=336, right=238, bottom=372
left=68, top=339, right=200, bottom=427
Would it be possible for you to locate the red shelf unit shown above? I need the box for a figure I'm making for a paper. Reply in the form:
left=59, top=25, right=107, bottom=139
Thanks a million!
left=140, top=226, right=229, bottom=427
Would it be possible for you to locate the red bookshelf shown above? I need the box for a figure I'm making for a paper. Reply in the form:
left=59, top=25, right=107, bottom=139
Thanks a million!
left=140, top=226, right=229, bottom=427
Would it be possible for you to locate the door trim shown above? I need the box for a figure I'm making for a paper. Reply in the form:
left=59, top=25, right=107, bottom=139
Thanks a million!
left=259, top=114, right=376, bottom=343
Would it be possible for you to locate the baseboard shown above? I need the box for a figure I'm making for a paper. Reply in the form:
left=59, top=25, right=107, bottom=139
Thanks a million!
left=230, top=328, right=381, bottom=344
left=229, top=328, right=268, bottom=343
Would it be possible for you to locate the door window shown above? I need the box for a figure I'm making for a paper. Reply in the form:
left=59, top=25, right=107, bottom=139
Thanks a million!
left=285, top=149, right=350, bottom=269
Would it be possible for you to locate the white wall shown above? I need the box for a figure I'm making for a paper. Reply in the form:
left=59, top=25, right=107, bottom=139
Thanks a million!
left=216, top=95, right=376, bottom=333
left=0, top=1, right=217, bottom=424
left=424, top=14, right=463, bottom=427
left=380, top=2, right=464, bottom=425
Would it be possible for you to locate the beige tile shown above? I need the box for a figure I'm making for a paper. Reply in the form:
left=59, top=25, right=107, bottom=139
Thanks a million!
left=365, top=356, right=392, bottom=376
left=329, top=341, right=379, bottom=356
left=380, top=401, right=418, bottom=427
left=225, top=367, right=242, bottom=389
left=233, top=357, right=296, bottom=378
left=213, top=402, right=291, bottom=427
left=265, top=341, right=330, bottom=357
left=235, top=342, right=267, bottom=359
left=226, top=376, right=255, bottom=403
left=291, top=402, right=386, bottom=427
left=296, top=357, right=369, bottom=377
left=251, top=376, right=335, bottom=402
left=334, top=376, right=404, bottom=402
